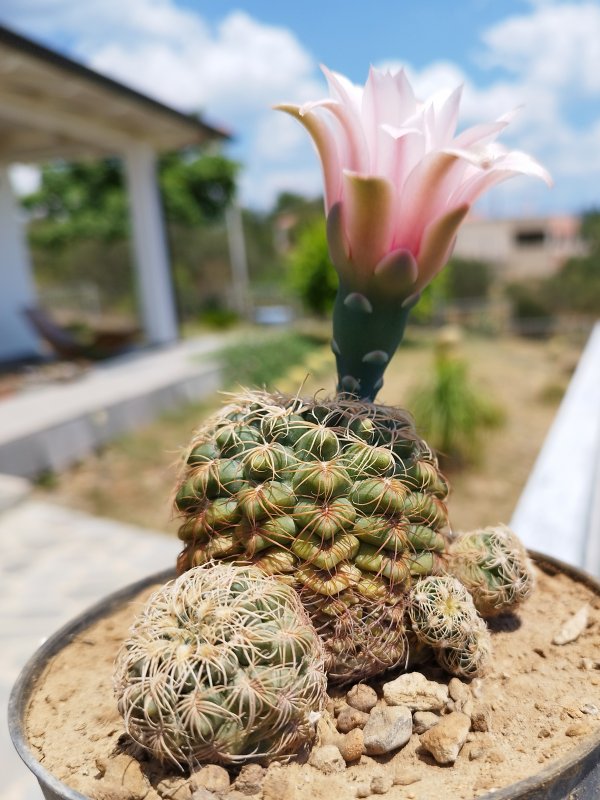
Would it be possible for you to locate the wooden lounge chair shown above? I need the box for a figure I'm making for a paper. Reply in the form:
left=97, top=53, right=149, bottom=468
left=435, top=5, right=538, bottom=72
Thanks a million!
left=23, top=306, right=140, bottom=360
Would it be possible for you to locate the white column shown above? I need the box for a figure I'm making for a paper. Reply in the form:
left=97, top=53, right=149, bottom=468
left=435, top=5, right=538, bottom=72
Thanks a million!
left=123, top=144, right=178, bottom=346
left=225, top=202, right=250, bottom=316
left=0, top=166, right=40, bottom=361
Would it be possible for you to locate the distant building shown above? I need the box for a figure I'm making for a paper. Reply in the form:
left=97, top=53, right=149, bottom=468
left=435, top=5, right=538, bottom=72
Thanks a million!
left=453, top=215, right=586, bottom=281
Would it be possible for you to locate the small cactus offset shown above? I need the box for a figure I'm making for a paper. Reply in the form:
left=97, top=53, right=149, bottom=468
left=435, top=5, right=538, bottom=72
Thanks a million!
left=447, top=524, right=535, bottom=617
left=113, top=563, right=327, bottom=766
left=408, top=575, right=492, bottom=678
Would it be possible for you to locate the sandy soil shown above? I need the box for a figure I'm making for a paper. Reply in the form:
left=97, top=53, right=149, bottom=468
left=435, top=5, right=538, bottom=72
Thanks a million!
left=25, top=558, right=600, bottom=800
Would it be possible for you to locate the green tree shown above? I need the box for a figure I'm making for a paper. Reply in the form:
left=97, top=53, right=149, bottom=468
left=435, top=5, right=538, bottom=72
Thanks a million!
left=287, top=219, right=337, bottom=316
left=22, top=150, right=239, bottom=320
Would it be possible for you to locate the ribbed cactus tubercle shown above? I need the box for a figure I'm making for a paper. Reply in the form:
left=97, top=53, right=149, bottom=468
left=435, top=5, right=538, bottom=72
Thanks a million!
left=114, top=562, right=327, bottom=766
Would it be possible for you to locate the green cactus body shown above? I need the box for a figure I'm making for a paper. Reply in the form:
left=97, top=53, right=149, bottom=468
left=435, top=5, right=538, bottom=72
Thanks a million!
left=447, top=524, right=536, bottom=617
left=114, top=563, right=326, bottom=766
left=174, top=390, right=452, bottom=683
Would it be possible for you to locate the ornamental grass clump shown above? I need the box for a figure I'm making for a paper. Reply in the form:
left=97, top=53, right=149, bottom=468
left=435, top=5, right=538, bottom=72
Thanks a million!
left=114, top=563, right=326, bottom=766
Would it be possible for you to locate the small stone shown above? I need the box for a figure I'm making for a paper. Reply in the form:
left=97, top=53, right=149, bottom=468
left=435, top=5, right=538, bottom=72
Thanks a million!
left=413, top=711, right=440, bottom=734
left=337, top=706, right=370, bottom=733
left=355, top=784, right=371, bottom=798
left=338, top=728, right=364, bottom=762
left=448, top=678, right=470, bottom=704
left=467, top=744, right=486, bottom=761
left=156, top=777, right=192, bottom=800
left=419, top=711, right=471, bottom=764
left=580, top=658, right=596, bottom=670
left=371, top=773, right=393, bottom=794
left=392, top=767, right=421, bottom=786
left=317, top=713, right=341, bottom=746
left=333, top=697, right=349, bottom=716
left=553, top=605, right=589, bottom=645
left=470, top=678, right=484, bottom=699
left=566, top=722, right=594, bottom=737
left=382, top=672, right=448, bottom=711
left=309, top=744, right=346, bottom=774
left=470, top=702, right=492, bottom=732
left=363, top=705, right=413, bottom=755
left=538, top=727, right=552, bottom=738
left=262, top=766, right=295, bottom=800
left=234, top=764, right=265, bottom=795
left=487, top=748, right=506, bottom=764
left=581, top=704, right=599, bottom=715
left=333, top=697, right=349, bottom=718
left=190, top=765, right=230, bottom=794
left=347, top=683, right=378, bottom=713
left=190, top=791, right=215, bottom=800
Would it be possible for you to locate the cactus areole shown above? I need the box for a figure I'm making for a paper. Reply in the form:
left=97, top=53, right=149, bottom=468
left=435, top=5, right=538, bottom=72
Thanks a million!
left=277, top=65, right=551, bottom=401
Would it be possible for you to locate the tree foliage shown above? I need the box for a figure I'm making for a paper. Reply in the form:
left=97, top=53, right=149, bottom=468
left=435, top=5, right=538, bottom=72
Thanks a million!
left=287, top=219, right=338, bottom=316
left=23, top=150, right=238, bottom=250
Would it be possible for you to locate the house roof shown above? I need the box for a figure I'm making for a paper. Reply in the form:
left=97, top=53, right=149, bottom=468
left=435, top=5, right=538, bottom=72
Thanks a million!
left=0, top=24, right=231, bottom=163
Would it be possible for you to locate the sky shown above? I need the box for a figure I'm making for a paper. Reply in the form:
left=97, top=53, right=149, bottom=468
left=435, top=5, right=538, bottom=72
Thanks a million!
left=1, top=0, right=600, bottom=216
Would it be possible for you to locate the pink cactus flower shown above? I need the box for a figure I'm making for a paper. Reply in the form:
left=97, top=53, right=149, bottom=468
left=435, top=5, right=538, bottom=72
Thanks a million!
left=277, top=65, right=551, bottom=299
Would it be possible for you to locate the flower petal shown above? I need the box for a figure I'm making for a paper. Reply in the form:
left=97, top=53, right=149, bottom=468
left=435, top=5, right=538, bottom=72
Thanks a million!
left=414, top=204, right=470, bottom=292
left=342, top=171, right=395, bottom=273
left=373, top=248, right=419, bottom=297
left=394, top=151, right=464, bottom=254
left=275, top=102, right=342, bottom=211
left=361, top=67, right=419, bottom=168
left=451, top=151, right=553, bottom=207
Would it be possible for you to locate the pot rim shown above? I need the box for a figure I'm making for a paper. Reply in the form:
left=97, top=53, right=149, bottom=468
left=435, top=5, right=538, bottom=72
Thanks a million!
left=8, top=552, right=600, bottom=800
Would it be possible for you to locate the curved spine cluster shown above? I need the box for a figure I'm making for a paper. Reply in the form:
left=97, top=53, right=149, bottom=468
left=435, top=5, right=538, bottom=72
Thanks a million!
left=408, top=575, right=491, bottom=678
left=447, top=524, right=535, bottom=617
left=113, top=563, right=326, bottom=766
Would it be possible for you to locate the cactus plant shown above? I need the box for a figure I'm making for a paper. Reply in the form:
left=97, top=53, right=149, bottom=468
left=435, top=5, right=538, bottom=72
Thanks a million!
left=113, top=562, right=327, bottom=766
left=169, top=65, right=546, bottom=685
left=447, top=524, right=536, bottom=617
left=408, top=575, right=491, bottom=678
left=174, top=390, right=451, bottom=683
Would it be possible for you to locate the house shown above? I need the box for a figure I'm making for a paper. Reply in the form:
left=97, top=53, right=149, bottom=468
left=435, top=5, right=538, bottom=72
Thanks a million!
left=0, top=24, right=229, bottom=363
left=453, top=215, right=586, bottom=281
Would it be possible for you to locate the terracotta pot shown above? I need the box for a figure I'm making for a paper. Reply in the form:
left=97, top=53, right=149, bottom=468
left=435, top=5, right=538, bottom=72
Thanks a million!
left=8, top=554, right=600, bottom=800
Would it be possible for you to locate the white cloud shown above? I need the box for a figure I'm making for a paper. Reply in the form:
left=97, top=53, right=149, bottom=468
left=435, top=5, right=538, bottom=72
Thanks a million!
left=1, top=0, right=599, bottom=212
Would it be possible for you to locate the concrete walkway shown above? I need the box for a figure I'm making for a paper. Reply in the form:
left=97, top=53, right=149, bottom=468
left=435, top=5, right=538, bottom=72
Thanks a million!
left=0, top=477, right=179, bottom=800
left=0, top=334, right=229, bottom=478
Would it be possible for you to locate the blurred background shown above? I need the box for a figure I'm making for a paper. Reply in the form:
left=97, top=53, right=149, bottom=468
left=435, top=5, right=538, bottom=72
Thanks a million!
left=1, top=5, right=600, bottom=794
left=0, top=0, right=599, bottom=536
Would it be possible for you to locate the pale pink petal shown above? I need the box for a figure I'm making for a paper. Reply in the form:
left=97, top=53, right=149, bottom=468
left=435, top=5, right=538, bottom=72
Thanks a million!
left=414, top=204, right=470, bottom=292
left=376, top=125, right=424, bottom=186
left=304, top=99, right=368, bottom=172
left=321, top=65, right=363, bottom=117
left=453, top=109, right=518, bottom=149
left=361, top=67, right=419, bottom=168
left=452, top=151, right=553, bottom=207
left=342, top=171, right=395, bottom=273
left=275, top=103, right=342, bottom=211
left=432, top=85, right=463, bottom=147
left=394, top=151, right=464, bottom=253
